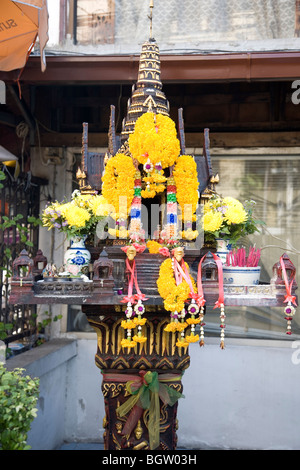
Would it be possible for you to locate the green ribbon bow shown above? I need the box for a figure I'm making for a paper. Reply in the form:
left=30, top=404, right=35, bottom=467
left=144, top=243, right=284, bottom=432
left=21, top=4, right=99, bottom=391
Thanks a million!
left=116, top=371, right=184, bottom=450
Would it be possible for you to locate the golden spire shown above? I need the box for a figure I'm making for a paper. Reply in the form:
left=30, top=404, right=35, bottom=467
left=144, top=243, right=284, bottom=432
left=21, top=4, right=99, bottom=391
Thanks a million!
left=149, top=0, right=154, bottom=38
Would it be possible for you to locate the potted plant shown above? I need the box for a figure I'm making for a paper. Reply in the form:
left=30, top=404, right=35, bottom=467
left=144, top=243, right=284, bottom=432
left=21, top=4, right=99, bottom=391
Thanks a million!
left=41, top=190, right=110, bottom=276
left=202, top=196, right=263, bottom=263
left=222, top=246, right=261, bottom=286
left=0, top=364, right=39, bottom=450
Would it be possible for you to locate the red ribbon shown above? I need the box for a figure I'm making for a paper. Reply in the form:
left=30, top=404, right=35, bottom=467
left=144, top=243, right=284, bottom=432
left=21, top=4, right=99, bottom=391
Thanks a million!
left=197, top=252, right=224, bottom=308
left=280, top=256, right=297, bottom=307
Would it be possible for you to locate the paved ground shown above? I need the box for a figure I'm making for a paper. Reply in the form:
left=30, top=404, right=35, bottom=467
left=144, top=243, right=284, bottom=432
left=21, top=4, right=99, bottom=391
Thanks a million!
left=58, top=442, right=105, bottom=450
left=58, top=442, right=198, bottom=451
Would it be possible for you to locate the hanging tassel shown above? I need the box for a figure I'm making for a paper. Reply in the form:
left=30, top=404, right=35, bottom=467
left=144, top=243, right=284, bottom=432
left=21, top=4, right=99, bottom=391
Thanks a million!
left=280, top=255, right=297, bottom=335
left=219, top=303, right=226, bottom=349
left=199, top=306, right=205, bottom=347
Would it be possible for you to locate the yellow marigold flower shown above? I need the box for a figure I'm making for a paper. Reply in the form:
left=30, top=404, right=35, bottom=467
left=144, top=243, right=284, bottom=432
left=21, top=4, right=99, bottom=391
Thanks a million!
left=224, top=206, right=247, bottom=225
left=152, top=173, right=166, bottom=183
left=121, top=320, right=136, bottom=330
left=133, top=317, right=147, bottom=326
left=185, top=334, right=200, bottom=343
left=173, top=155, right=199, bottom=222
left=128, top=112, right=180, bottom=168
left=175, top=322, right=188, bottom=332
left=203, top=210, right=223, bottom=232
left=176, top=339, right=189, bottom=348
left=164, top=322, right=179, bottom=333
left=146, top=240, right=161, bottom=254
left=180, top=229, right=199, bottom=241
left=186, top=318, right=201, bottom=325
left=141, top=188, right=156, bottom=198
left=108, top=228, right=129, bottom=239
left=132, top=335, right=147, bottom=343
left=102, top=153, right=135, bottom=217
left=121, top=339, right=137, bottom=349
left=157, top=258, right=196, bottom=313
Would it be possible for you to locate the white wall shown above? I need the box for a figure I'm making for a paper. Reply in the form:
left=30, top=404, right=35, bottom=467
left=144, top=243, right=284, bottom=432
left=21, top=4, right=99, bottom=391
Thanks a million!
left=47, top=0, right=60, bottom=46
left=178, top=338, right=300, bottom=450
left=6, top=335, right=300, bottom=450
left=64, top=335, right=104, bottom=442
left=62, top=335, right=300, bottom=450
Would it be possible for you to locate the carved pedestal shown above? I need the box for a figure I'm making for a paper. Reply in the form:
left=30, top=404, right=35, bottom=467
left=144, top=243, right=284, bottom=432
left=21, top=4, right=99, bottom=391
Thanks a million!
left=84, top=305, right=189, bottom=450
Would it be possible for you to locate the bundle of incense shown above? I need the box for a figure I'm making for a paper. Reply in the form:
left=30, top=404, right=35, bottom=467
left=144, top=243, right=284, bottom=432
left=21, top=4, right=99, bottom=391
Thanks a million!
left=226, top=246, right=261, bottom=267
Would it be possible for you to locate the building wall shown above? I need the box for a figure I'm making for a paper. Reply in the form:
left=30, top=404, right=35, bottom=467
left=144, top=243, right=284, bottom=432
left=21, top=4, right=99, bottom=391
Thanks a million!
left=26, top=143, right=300, bottom=450
left=6, top=335, right=299, bottom=450
left=46, top=0, right=300, bottom=54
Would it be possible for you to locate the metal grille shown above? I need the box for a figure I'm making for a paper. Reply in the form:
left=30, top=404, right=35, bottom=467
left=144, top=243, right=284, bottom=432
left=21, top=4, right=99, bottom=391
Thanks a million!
left=115, top=0, right=297, bottom=45
left=0, top=172, right=40, bottom=346
left=70, top=0, right=298, bottom=53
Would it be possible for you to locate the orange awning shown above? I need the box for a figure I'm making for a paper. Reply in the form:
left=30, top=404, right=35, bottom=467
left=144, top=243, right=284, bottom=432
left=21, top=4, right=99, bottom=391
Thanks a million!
left=0, top=0, right=48, bottom=72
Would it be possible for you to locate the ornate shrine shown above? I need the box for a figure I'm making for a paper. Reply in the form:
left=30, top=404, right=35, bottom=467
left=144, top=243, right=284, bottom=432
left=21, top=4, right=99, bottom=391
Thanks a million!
left=9, top=2, right=298, bottom=452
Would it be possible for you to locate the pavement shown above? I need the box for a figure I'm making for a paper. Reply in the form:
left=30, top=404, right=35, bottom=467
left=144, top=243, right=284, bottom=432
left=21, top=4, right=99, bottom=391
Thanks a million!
left=57, top=442, right=199, bottom=451
left=58, top=442, right=105, bottom=450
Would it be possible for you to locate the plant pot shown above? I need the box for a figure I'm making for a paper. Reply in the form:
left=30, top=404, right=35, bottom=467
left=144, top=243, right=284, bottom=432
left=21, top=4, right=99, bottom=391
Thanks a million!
left=223, top=266, right=261, bottom=286
left=216, top=238, right=232, bottom=264
left=64, top=236, right=91, bottom=276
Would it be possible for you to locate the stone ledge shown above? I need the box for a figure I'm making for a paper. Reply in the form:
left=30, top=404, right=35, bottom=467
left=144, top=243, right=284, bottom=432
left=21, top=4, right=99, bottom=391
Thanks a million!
left=5, top=338, right=77, bottom=378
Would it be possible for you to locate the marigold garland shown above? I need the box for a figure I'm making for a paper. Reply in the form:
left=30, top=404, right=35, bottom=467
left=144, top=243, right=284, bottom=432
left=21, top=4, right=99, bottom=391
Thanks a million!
left=173, top=155, right=199, bottom=223
left=156, top=257, right=200, bottom=348
left=129, top=170, right=145, bottom=242
left=120, top=248, right=148, bottom=350
left=128, top=112, right=180, bottom=169
left=101, top=153, right=136, bottom=220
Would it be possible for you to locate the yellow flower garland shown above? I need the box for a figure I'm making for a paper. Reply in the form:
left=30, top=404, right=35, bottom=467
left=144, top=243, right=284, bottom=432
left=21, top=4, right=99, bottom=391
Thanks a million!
left=146, top=240, right=161, bottom=254
left=157, top=258, right=196, bottom=313
left=101, top=153, right=136, bottom=219
left=128, top=112, right=180, bottom=169
left=173, top=155, right=199, bottom=223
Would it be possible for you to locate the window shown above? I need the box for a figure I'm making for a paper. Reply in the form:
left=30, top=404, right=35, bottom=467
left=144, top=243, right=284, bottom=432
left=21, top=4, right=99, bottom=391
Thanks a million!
left=205, top=153, right=300, bottom=340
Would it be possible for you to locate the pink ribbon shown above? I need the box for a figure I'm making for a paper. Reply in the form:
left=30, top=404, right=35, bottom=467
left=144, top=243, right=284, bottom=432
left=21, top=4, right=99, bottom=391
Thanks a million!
left=173, top=257, right=205, bottom=306
left=280, top=256, right=297, bottom=306
left=121, top=258, right=148, bottom=304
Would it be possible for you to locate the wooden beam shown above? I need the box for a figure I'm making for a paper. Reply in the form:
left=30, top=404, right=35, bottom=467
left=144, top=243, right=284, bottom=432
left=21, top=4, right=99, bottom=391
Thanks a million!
left=1, top=51, right=300, bottom=84
left=37, top=131, right=300, bottom=149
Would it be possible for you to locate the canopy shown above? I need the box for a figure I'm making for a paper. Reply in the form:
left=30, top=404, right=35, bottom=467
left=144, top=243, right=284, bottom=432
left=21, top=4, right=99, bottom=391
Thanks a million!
left=0, top=145, right=18, bottom=162
left=0, top=0, right=48, bottom=72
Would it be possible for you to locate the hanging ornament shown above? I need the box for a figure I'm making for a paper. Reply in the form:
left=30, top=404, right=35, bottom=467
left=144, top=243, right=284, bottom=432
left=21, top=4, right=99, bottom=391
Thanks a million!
left=199, top=306, right=206, bottom=347
left=197, top=252, right=225, bottom=349
left=280, top=255, right=297, bottom=335
left=120, top=244, right=147, bottom=349
left=156, top=246, right=200, bottom=348
left=129, top=170, right=145, bottom=242
left=165, top=176, right=178, bottom=240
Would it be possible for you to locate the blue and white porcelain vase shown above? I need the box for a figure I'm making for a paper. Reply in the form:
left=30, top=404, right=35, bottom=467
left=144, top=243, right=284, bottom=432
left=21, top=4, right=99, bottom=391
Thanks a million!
left=223, top=266, right=261, bottom=286
left=215, top=238, right=232, bottom=265
left=64, top=236, right=91, bottom=276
